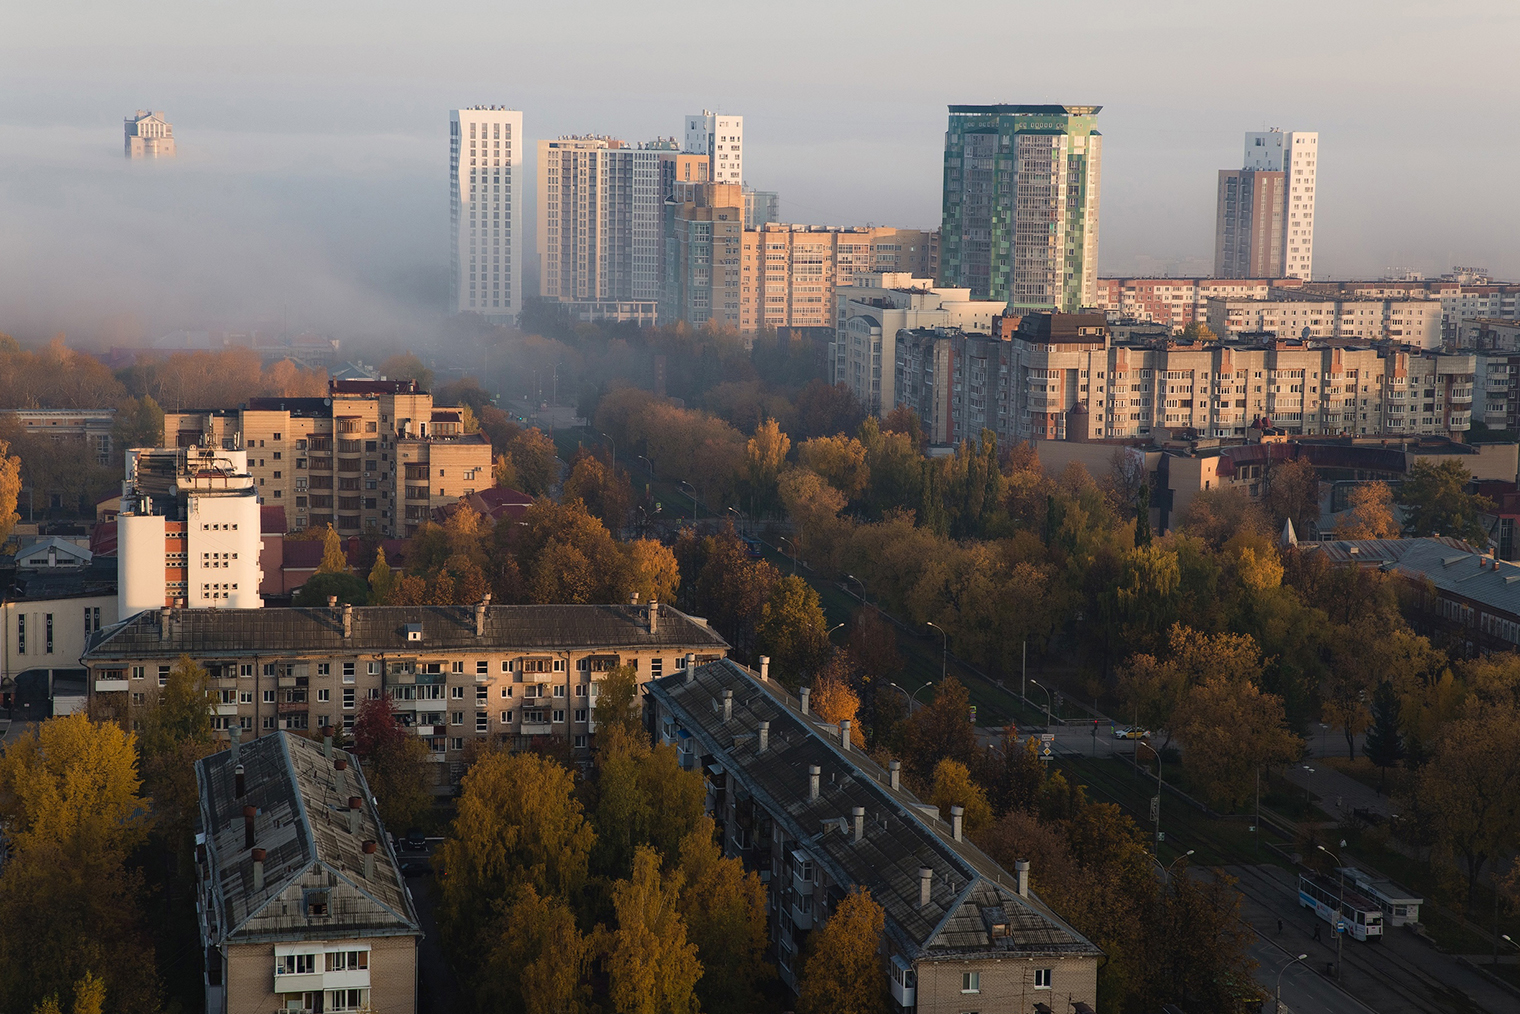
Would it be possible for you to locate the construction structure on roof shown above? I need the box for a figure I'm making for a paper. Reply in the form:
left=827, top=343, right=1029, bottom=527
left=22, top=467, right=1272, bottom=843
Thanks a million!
left=194, top=730, right=421, bottom=1014
left=645, top=657, right=1103, bottom=1011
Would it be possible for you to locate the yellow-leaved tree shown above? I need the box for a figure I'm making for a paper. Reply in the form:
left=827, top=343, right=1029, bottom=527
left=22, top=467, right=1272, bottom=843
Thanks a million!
left=606, top=846, right=703, bottom=1014
left=795, top=887, right=890, bottom=1014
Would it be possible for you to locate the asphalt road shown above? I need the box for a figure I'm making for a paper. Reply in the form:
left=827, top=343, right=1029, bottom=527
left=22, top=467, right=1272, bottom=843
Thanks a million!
left=400, top=839, right=467, bottom=1014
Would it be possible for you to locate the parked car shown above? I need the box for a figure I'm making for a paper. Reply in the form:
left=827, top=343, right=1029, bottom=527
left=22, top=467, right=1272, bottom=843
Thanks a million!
left=1112, top=726, right=1152, bottom=740
left=398, top=858, right=431, bottom=878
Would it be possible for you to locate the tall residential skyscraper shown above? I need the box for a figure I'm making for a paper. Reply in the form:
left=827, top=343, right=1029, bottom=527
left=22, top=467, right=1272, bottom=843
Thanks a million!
left=451, top=107, right=524, bottom=323
left=684, top=110, right=743, bottom=184
left=939, top=105, right=1102, bottom=313
left=536, top=136, right=662, bottom=322
left=1214, top=129, right=1318, bottom=280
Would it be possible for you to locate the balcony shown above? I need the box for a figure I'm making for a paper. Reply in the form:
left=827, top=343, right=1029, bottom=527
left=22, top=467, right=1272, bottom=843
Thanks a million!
left=520, top=723, right=553, bottom=736
left=276, top=699, right=308, bottom=714
left=94, top=679, right=129, bottom=692
left=215, top=704, right=239, bottom=716
left=788, top=894, right=814, bottom=930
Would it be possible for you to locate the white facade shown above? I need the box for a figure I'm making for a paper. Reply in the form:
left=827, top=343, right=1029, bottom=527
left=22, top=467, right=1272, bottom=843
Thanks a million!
left=3, top=594, right=118, bottom=687
left=451, top=107, right=524, bottom=323
left=684, top=110, right=743, bottom=184
left=185, top=491, right=262, bottom=609
left=118, top=513, right=168, bottom=617
left=1206, top=295, right=1443, bottom=348
left=1283, top=131, right=1318, bottom=280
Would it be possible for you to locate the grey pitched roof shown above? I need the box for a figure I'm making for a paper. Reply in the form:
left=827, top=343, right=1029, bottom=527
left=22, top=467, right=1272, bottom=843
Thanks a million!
left=1387, top=539, right=1520, bottom=616
left=196, top=732, right=420, bottom=943
left=648, top=659, right=1102, bottom=962
left=84, top=603, right=728, bottom=660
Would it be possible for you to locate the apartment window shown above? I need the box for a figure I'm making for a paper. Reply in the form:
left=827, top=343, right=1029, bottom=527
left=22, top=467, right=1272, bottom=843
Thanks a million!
left=132, top=665, right=145, bottom=680
left=552, top=709, right=566, bottom=723
left=450, top=685, right=464, bottom=699
left=553, top=685, right=566, bottom=698
left=452, top=660, right=465, bottom=674
left=574, top=734, right=588, bottom=748
left=343, top=688, right=356, bottom=710
left=263, top=690, right=276, bottom=704
left=450, top=737, right=464, bottom=751
left=317, top=689, right=330, bottom=703
left=343, top=662, right=355, bottom=682
left=368, top=688, right=381, bottom=700
left=262, top=716, right=277, bottom=729
left=264, top=663, right=277, bottom=677
left=240, top=691, right=253, bottom=704
left=368, top=662, right=381, bottom=675
left=451, top=712, right=464, bottom=725
left=240, top=664, right=253, bottom=677
left=158, top=665, right=170, bottom=686
left=575, top=708, right=588, bottom=723
left=476, top=660, right=489, bottom=675
left=501, top=711, right=513, bottom=723
left=1034, top=968, right=1053, bottom=989
left=962, top=971, right=980, bottom=994
left=500, top=686, right=513, bottom=698
left=475, top=712, right=488, bottom=733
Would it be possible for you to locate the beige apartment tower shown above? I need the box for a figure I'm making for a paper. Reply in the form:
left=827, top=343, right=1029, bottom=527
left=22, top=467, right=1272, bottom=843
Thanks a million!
left=125, top=110, right=175, bottom=158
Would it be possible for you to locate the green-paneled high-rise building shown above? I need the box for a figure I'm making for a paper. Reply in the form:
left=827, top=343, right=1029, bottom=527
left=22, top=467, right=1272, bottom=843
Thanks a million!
left=939, top=104, right=1102, bottom=314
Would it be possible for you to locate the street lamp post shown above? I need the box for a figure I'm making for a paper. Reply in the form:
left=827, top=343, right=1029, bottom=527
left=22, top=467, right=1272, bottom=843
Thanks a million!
left=888, top=681, right=935, bottom=712
left=727, top=505, right=744, bottom=534
left=1317, top=844, right=1348, bottom=980
left=679, top=480, right=699, bottom=522
left=1275, top=953, right=1309, bottom=1014
left=591, top=429, right=615, bottom=467
left=925, top=621, right=948, bottom=682
left=1138, top=739, right=1163, bottom=847
left=1029, top=679, right=1053, bottom=731
left=778, top=536, right=798, bottom=575
left=637, top=454, right=654, bottom=476
left=1162, top=849, right=1196, bottom=885
left=1302, top=764, right=1316, bottom=814
left=845, top=573, right=866, bottom=604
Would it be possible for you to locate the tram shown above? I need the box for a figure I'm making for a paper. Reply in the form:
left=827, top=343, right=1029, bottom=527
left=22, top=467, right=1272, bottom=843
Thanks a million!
left=1298, top=873, right=1384, bottom=941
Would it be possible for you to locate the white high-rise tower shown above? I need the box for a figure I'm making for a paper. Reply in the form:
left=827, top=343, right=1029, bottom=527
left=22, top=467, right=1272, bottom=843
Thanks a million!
left=451, top=107, right=524, bottom=322
left=684, top=110, right=743, bottom=184
left=1280, top=131, right=1318, bottom=280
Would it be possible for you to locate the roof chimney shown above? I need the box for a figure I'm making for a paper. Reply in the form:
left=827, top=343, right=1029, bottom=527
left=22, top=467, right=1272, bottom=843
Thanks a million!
left=234, top=763, right=246, bottom=798
left=809, top=764, right=821, bottom=801
left=243, top=804, right=256, bottom=849
left=159, top=606, right=172, bottom=640
left=951, top=805, right=964, bottom=842
left=649, top=601, right=659, bottom=634
left=684, top=657, right=696, bottom=684
left=759, top=655, right=770, bottom=682
left=229, top=726, right=240, bottom=765
left=334, top=758, right=348, bottom=797
left=252, top=847, right=266, bottom=893
left=799, top=687, right=810, bottom=715
left=348, top=796, right=363, bottom=835
left=342, top=604, right=353, bottom=638
left=919, top=867, right=933, bottom=908
left=322, top=733, right=332, bottom=760
left=722, top=689, right=733, bottom=723
left=840, top=720, right=852, bottom=751
left=1015, top=859, right=1030, bottom=898
left=888, top=759, right=901, bottom=790
left=475, top=597, right=489, bottom=636
left=758, top=720, right=769, bottom=754
left=362, top=840, right=377, bottom=880
left=853, top=805, right=866, bottom=842
left=327, top=595, right=338, bottom=608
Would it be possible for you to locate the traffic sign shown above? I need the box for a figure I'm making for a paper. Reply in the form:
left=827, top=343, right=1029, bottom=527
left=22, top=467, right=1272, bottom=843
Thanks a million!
left=1040, top=733, right=1055, bottom=742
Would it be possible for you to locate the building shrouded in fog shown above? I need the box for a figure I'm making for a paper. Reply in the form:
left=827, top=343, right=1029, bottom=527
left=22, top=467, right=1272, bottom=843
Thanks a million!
left=684, top=110, right=743, bottom=184
left=451, top=107, right=524, bottom=324
left=125, top=110, right=175, bottom=158
left=1215, top=129, right=1319, bottom=281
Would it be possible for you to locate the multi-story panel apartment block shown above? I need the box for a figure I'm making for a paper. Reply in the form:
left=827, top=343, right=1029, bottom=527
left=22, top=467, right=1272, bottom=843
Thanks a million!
left=1214, top=129, right=1318, bottom=279
left=662, top=182, right=746, bottom=330
left=1093, top=277, right=1304, bottom=329
left=84, top=602, right=729, bottom=780
left=833, top=274, right=1004, bottom=416
left=890, top=314, right=1479, bottom=447
left=940, top=104, right=1102, bottom=312
left=1303, top=278, right=1520, bottom=342
left=450, top=107, right=524, bottom=323
left=163, top=380, right=491, bottom=538
left=0, top=408, right=117, bottom=465
left=194, top=732, right=421, bottom=1014
left=743, top=186, right=779, bottom=230
left=739, top=226, right=940, bottom=332
left=117, top=447, right=264, bottom=612
left=537, top=136, right=662, bottom=324
left=125, top=109, right=175, bottom=158
left=684, top=110, right=743, bottom=184
left=1206, top=292, right=1444, bottom=348
left=647, top=659, right=1103, bottom=1009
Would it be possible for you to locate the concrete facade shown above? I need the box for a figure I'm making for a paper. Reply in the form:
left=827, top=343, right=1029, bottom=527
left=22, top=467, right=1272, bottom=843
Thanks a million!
left=125, top=110, right=175, bottom=157
left=450, top=107, right=524, bottom=323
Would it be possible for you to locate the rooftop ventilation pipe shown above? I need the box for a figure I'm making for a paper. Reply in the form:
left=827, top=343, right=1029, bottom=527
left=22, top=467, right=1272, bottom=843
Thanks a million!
left=853, top=806, right=866, bottom=842
left=722, top=689, right=733, bottom=723
left=649, top=601, right=659, bottom=634
left=1015, top=859, right=1029, bottom=898
left=342, top=604, right=353, bottom=639
left=160, top=606, right=172, bottom=641
left=951, top=805, right=964, bottom=842
left=348, top=796, right=363, bottom=835
left=888, top=760, right=901, bottom=790
left=243, top=805, right=256, bottom=849
left=362, top=840, right=377, bottom=880
left=759, top=655, right=770, bottom=682
left=808, top=764, right=821, bottom=801
left=840, top=720, right=852, bottom=751
left=334, top=758, right=348, bottom=798
left=799, top=687, right=810, bottom=715
left=328, top=595, right=338, bottom=608
left=758, top=721, right=769, bottom=754
left=919, top=867, right=933, bottom=908
left=252, top=848, right=266, bottom=892
left=234, top=764, right=246, bottom=799
left=475, top=594, right=490, bottom=636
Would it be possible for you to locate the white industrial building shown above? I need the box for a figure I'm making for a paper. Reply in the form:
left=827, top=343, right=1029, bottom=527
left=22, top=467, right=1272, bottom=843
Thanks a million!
left=450, top=106, right=524, bottom=323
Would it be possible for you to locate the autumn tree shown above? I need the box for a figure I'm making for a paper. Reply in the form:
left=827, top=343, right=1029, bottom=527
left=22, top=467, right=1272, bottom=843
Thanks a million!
left=676, top=819, right=773, bottom=1013
left=31, top=972, right=106, bottom=1014
left=1171, top=675, right=1300, bottom=811
left=930, top=758, right=993, bottom=836
left=1362, top=681, right=1406, bottom=792
left=562, top=450, right=635, bottom=529
left=810, top=658, right=864, bottom=748
left=777, top=466, right=850, bottom=572
left=605, top=846, right=703, bottom=1014
left=379, top=352, right=434, bottom=390
left=797, top=433, right=870, bottom=501
left=1409, top=701, right=1520, bottom=911
left=316, top=524, right=348, bottom=573
left=795, top=887, right=889, bottom=1014
left=1262, top=457, right=1320, bottom=540
left=1399, top=459, right=1495, bottom=544
left=434, top=751, right=595, bottom=971
left=1145, top=871, right=1261, bottom=1013
left=134, top=654, right=217, bottom=861
left=0, top=715, right=161, bottom=1014
left=744, top=417, right=791, bottom=513
left=902, top=676, right=978, bottom=782
left=0, top=438, right=18, bottom=547
left=368, top=546, right=395, bottom=604
left=293, top=570, right=370, bottom=606
left=1116, top=626, right=1266, bottom=750
left=351, top=694, right=431, bottom=832
left=1334, top=481, right=1400, bottom=539
left=756, top=575, right=830, bottom=687
left=1177, top=487, right=1271, bottom=550
left=477, top=886, right=591, bottom=1014
left=625, top=537, right=681, bottom=605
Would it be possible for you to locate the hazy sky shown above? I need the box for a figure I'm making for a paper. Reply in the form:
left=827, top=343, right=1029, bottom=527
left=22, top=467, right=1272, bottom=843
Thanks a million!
left=3, top=0, right=1517, bottom=346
